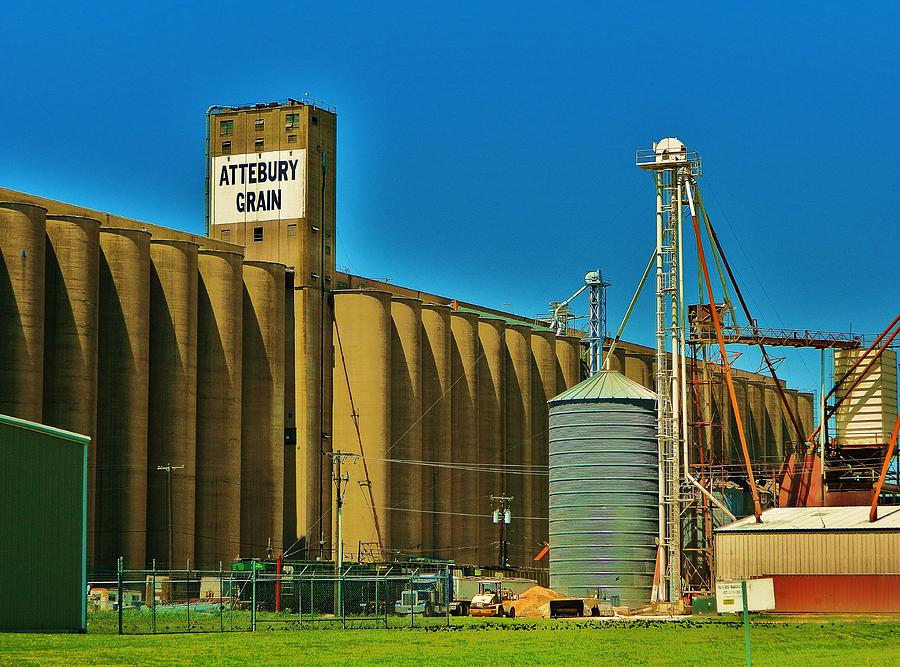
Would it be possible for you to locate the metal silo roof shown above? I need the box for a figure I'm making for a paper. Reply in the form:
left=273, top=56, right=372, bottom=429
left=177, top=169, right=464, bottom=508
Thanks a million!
left=550, top=370, right=656, bottom=403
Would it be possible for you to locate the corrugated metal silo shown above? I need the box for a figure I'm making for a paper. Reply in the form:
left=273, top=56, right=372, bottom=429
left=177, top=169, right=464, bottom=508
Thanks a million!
left=390, top=297, right=423, bottom=555
left=195, top=249, right=243, bottom=568
left=449, top=310, right=479, bottom=563
left=505, top=324, right=532, bottom=564
left=43, top=214, right=100, bottom=566
left=332, top=290, right=392, bottom=559
left=0, top=202, right=46, bottom=422
left=476, top=317, right=505, bottom=565
left=548, top=370, right=658, bottom=606
left=147, top=239, right=199, bottom=569
left=420, top=303, right=451, bottom=557
left=96, top=228, right=151, bottom=569
left=240, top=261, right=286, bottom=559
left=530, top=329, right=557, bottom=561
left=555, top=335, right=582, bottom=393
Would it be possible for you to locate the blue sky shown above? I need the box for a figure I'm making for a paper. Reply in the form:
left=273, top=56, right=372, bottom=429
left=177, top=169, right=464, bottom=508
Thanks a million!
left=2, top=1, right=897, bottom=394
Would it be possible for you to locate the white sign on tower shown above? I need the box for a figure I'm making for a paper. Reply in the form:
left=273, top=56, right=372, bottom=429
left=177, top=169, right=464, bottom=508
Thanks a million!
left=210, top=149, right=307, bottom=225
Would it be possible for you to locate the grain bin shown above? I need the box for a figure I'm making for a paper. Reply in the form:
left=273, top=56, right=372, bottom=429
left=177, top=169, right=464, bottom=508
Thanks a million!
left=505, top=324, right=532, bottom=563
left=95, top=228, right=151, bottom=570
left=764, top=382, right=785, bottom=460
left=420, top=303, right=451, bottom=556
left=548, top=370, right=658, bottom=606
left=476, top=317, right=505, bottom=565
left=195, top=249, right=243, bottom=568
left=43, top=214, right=100, bottom=567
left=0, top=202, right=46, bottom=422
left=332, top=290, right=392, bottom=559
left=240, top=261, right=286, bottom=560
left=449, top=310, right=480, bottom=563
left=147, top=239, right=199, bottom=569
left=389, top=297, right=423, bottom=555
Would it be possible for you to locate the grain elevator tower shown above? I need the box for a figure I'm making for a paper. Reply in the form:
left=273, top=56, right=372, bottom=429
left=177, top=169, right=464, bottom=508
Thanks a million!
left=206, top=98, right=337, bottom=559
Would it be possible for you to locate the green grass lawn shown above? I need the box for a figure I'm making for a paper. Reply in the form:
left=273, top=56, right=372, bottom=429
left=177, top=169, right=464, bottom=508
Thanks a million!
left=2, top=617, right=900, bottom=666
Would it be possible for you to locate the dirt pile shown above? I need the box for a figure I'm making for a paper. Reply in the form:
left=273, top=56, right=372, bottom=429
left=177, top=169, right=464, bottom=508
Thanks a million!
left=509, top=585, right=564, bottom=618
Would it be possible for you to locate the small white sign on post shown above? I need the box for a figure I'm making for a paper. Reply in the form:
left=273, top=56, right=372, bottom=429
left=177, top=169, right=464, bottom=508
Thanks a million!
left=715, top=579, right=775, bottom=613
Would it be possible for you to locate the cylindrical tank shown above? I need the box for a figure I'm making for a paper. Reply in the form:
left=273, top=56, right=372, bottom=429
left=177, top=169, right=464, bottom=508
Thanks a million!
left=240, top=261, right=286, bottom=559
left=548, top=370, right=658, bottom=606
left=747, top=382, right=767, bottom=460
left=555, top=335, right=582, bottom=393
left=43, top=214, right=100, bottom=566
left=797, top=392, right=815, bottom=450
left=332, top=290, right=392, bottom=560
left=292, top=285, right=334, bottom=560
left=450, top=310, right=480, bottom=564
left=95, top=228, right=151, bottom=570
left=728, top=375, right=749, bottom=465
left=389, top=297, right=423, bottom=556
left=604, top=344, right=627, bottom=375
left=195, top=249, right=243, bottom=568
left=624, top=351, right=654, bottom=390
left=420, top=303, right=451, bottom=557
left=147, top=239, right=199, bottom=569
left=530, top=330, right=557, bottom=562
left=505, top=324, right=532, bottom=564
left=763, top=382, right=784, bottom=463
left=477, top=317, right=505, bottom=566
left=784, top=390, right=800, bottom=459
left=0, top=202, right=46, bottom=422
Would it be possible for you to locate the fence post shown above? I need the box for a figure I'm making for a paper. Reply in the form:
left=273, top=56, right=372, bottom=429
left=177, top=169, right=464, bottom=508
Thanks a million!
left=117, top=556, right=124, bottom=635
left=151, top=559, right=157, bottom=634
left=340, top=568, right=346, bottom=629
left=219, top=561, right=224, bottom=633
left=446, top=566, right=451, bottom=627
left=251, top=561, right=257, bottom=632
left=374, top=577, right=379, bottom=628
left=186, top=558, right=191, bottom=632
left=298, top=571, right=303, bottom=626
left=410, top=575, right=415, bottom=628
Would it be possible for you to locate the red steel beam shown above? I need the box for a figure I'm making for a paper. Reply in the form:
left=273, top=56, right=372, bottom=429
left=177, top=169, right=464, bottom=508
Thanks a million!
left=869, top=413, right=900, bottom=522
left=689, top=183, right=762, bottom=522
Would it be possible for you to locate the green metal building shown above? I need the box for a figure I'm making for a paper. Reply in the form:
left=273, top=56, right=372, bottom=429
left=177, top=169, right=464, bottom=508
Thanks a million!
left=0, top=413, right=89, bottom=632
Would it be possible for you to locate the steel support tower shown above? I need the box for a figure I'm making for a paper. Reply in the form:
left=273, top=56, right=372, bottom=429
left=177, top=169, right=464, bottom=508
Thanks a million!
left=585, top=270, right=611, bottom=375
left=637, top=139, right=701, bottom=606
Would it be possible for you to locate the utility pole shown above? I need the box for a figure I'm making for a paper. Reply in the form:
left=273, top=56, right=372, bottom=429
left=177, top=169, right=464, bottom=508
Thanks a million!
left=328, top=450, right=358, bottom=614
left=157, top=464, right=184, bottom=570
left=491, top=495, right=512, bottom=568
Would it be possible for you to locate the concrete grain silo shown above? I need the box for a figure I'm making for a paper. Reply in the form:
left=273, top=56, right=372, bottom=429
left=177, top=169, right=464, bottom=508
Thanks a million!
left=42, top=214, right=100, bottom=565
left=282, top=274, right=297, bottom=551
left=604, top=345, right=628, bottom=375
left=147, top=239, right=199, bottom=569
left=764, top=382, right=785, bottom=461
left=420, top=303, right=451, bottom=557
left=389, top=297, right=423, bottom=556
left=95, top=228, right=151, bottom=569
left=332, top=290, right=392, bottom=560
left=195, top=249, right=243, bottom=568
left=548, top=371, right=658, bottom=606
left=0, top=202, right=46, bottom=422
left=555, top=335, right=582, bottom=393
left=747, top=381, right=766, bottom=459
left=784, top=390, right=800, bottom=456
left=292, top=285, right=334, bottom=560
left=728, top=376, right=749, bottom=465
left=476, top=317, right=505, bottom=565
left=624, top=351, right=654, bottom=390
left=797, top=392, right=815, bottom=447
left=449, top=310, right=479, bottom=563
left=529, top=329, right=557, bottom=561
left=504, top=324, right=532, bottom=563
left=240, top=261, right=286, bottom=559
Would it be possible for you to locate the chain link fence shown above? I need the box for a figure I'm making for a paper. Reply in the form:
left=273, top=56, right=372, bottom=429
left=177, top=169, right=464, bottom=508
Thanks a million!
left=88, top=559, right=454, bottom=634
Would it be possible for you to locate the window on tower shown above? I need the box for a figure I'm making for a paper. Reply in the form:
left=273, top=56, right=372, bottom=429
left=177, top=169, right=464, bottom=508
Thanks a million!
left=220, top=119, right=233, bottom=136
left=253, top=227, right=263, bottom=242
left=285, top=113, right=300, bottom=129
left=255, top=118, right=264, bottom=130
left=288, top=134, right=298, bottom=144
left=254, top=138, right=264, bottom=150
left=221, top=141, right=232, bottom=154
